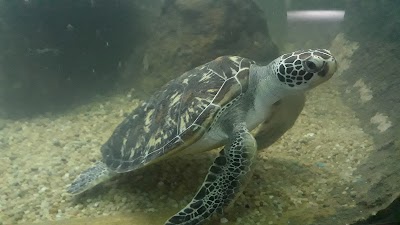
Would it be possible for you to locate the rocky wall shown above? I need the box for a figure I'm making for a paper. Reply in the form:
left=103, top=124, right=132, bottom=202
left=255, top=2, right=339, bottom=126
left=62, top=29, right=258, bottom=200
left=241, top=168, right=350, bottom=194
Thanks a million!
left=120, top=0, right=279, bottom=95
left=319, top=1, right=400, bottom=224
left=0, top=0, right=278, bottom=117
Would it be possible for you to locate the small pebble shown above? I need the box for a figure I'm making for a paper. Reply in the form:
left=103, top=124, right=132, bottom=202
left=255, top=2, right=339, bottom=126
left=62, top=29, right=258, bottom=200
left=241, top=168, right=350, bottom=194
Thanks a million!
left=157, top=181, right=165, bottom=187
left=305, top=132, right=315, bottom=138
left=220, top=217, right=228, bottom=223
left=53, top=139, right=62, bottom=147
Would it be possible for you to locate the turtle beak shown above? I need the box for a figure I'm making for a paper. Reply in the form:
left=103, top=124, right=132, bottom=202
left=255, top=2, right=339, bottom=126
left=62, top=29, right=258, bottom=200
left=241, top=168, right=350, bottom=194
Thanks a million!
left=308, top=56, right=337, bottom=89
left=319, top=55, right=338, bottom=80
left=327, top=57, right=338, bottom=77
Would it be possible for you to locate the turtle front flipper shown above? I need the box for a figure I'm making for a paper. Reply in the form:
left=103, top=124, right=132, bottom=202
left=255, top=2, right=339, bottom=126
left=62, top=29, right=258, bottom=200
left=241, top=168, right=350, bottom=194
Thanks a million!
left=255, top=94, right=305, bottom=149
left=67, top=161, right=116, bottom=195
left=165, top=123, right=257, bottom=225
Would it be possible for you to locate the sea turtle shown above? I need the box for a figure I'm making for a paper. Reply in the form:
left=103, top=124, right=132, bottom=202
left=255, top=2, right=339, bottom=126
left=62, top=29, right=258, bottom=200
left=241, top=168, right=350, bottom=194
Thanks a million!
left=67, top=49, right=337, bottom=225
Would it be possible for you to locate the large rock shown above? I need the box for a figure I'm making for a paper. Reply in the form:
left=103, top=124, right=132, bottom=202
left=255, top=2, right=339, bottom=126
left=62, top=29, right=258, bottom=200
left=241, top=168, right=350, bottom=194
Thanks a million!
left=319, top=1, right=400, bottom=224
left=0, top=0, right=278, bottom=115
left=254, top=0, right=287, bottom=47
left=122, top=0, right=279, bottom=94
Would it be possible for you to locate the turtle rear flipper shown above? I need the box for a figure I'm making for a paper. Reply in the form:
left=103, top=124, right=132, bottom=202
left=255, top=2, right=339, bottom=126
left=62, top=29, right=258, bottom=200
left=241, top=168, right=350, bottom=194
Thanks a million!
left=67, top=161, right=115, bottom=195
left=165, top=123, right=257, bottom=225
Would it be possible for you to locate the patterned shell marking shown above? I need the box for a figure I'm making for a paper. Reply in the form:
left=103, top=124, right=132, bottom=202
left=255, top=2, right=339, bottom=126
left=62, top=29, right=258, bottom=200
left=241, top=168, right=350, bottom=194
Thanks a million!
left=101, top=56, right=254, bottom=172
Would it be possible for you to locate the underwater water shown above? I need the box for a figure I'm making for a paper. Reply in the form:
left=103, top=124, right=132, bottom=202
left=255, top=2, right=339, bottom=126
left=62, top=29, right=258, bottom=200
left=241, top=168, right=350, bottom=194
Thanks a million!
left=0, top=0, right=399, bottom=225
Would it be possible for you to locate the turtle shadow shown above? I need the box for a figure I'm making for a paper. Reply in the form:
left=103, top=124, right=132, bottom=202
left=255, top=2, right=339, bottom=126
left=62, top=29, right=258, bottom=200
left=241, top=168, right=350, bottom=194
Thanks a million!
left=118, top=152, right=214, bottom=194
left=70, top=152, right=215, bottom=205
left=70, top=153, right=331, bottom=225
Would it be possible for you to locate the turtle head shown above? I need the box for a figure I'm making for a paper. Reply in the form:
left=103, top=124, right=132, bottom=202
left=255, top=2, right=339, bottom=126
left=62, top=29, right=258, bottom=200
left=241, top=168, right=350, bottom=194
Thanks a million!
left=272, top=49, right=337, bottom=91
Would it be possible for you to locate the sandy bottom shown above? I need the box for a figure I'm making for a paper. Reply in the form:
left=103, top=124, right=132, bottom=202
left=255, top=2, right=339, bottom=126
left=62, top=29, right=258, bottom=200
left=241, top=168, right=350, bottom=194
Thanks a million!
left=0, top=79, right=374, bottom=225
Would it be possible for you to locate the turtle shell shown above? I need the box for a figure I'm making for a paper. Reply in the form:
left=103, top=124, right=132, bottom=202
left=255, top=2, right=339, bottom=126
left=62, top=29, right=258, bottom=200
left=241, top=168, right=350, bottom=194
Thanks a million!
left=102, top=56, right=254, bottom=172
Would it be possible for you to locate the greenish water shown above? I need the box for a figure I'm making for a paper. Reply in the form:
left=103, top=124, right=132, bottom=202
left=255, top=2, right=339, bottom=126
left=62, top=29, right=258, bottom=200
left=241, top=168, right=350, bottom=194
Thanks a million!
left=0, top=1, right=399, bottom=225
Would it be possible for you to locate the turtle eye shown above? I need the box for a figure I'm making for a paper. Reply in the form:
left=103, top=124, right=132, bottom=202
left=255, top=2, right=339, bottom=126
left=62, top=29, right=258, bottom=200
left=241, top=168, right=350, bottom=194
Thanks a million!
left=303, top=58, right=324, bottom=73
left=306, top=61, right=317, bottom=70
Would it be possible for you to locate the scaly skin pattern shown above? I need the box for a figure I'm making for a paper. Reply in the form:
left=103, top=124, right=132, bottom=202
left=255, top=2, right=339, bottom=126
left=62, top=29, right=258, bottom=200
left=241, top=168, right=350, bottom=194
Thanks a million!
left=163, top=49, right=337, bottom=225
left=165, top=124, right=256, bottom=225
left=67, top=49, right=337, bottom=225
left=67, top=161, right=115, bottom=194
